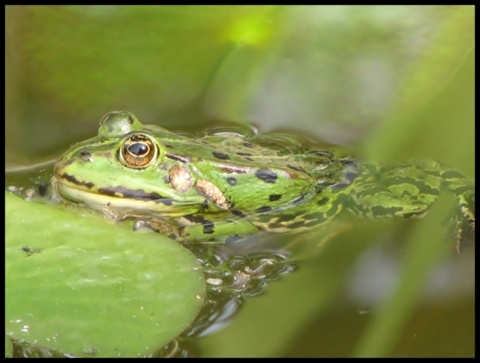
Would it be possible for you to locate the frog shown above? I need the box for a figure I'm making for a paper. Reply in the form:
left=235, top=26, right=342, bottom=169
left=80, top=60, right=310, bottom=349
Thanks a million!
left=51, top=111, right=475, bottom=251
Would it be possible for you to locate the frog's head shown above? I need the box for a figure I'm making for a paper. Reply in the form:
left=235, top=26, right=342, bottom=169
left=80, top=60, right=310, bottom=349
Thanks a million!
left=52, top=111, right=204, bottom=216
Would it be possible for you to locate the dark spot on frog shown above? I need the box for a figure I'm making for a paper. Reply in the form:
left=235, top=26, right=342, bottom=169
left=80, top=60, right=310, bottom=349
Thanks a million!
left=317, top=197, right=329, bottom=205
left=255, top=168, right=278, bottom=183
left=127, top=115, right=134, bottom=124
left=255, top=206, right=272, bottom=214
left=60, top=173, right=95, bottom=188
left=163, top=175, right=170, bottom=183
left=236, top=151, right=252, bottom=156
left=441, top=171, right=466, bottom=180
left=165, top=144, right=174, bottom=148
left=292, top=194, right=307, bottom=205
left=184, top=214, right=208, bottom=224
left=21, top=246, right=42, bottom=256
left=98, top=186, right=172, bottom=205
left=156, top=198, right=173, bottom=206
left=451, top=185, right=473, bottom=197
left=340, top=159, right=357, bottom=167
left=269, top=194, right=282, bottom=202
left=103, top=151, right=112, bottom=158
left=231, top=209, right=246, bottom=218
left=182, top=215, right=215, bottom=234
left=388, top=177, right=439, bottom=196
left=202, top=221, right=215, bottom=234
left=343, top=170, right=360, bottom=184
left=226, top=177, right=237, bottom=186
left=309, top=150, right=333, bottom=158
left=243, top=142, right=254, bottom=148
left=212, top=151, right=231, bottom=160
left=165, top=153, right=190, bottom=163
left=245, top=157, right=254, bottom=162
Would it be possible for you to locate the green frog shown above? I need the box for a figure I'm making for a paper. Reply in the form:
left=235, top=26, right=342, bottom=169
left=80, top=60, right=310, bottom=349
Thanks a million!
left=52, top=111, right=475, bottom=249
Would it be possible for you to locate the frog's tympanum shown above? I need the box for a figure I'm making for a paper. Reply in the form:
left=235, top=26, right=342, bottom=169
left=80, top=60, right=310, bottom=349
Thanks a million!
left=52, top=111, right=475, bottom=249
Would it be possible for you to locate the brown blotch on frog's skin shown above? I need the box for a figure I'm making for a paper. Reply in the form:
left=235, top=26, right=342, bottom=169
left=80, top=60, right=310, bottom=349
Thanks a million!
left=254, top=168, right=278, bottom=183
left=212, top=151, right=231, bottom=160
left=236, top=151, right=253, bottom=156
left=196, top=179, right=231, bottom=210
left=102, top=151, right=112, bottom=158
left=242, top=142, right=254, bottom=148
left=168, top=165, right=193, bottom=193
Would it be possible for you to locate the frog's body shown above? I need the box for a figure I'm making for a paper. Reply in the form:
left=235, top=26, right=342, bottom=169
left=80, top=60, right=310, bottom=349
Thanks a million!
left=52, top=111, right=475, bottom=246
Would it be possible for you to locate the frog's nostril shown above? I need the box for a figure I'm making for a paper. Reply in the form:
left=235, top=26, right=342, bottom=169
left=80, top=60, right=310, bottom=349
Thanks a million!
left=78, top=150, right=92, bottom=161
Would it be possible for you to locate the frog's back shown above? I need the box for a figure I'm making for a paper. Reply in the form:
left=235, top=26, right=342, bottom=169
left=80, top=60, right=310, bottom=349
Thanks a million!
left=177, top=134, right=359, bottom=214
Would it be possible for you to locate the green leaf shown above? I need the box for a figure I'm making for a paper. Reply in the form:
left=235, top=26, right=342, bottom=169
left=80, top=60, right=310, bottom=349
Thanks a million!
left=5, top=192, right=205, bottom=357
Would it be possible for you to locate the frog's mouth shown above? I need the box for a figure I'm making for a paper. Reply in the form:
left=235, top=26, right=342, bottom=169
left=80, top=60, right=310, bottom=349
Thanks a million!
left=52, top=173, right=181, bottom=215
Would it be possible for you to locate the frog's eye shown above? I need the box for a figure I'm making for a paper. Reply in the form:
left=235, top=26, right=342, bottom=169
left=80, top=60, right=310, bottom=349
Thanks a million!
left=119, top=133, right=158, bottom=169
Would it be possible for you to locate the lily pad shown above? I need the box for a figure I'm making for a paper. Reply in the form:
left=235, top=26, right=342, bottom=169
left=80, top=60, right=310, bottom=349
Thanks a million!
left=5, top=192, right=205, bottom=357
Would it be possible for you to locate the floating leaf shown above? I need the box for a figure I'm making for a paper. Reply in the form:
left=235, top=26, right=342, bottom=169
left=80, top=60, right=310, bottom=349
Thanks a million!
left=5, top=192, right=205, bottom=357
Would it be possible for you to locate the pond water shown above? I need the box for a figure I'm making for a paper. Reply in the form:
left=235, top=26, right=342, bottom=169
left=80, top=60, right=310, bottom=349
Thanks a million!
left=5, top=126, right=474, bottom=357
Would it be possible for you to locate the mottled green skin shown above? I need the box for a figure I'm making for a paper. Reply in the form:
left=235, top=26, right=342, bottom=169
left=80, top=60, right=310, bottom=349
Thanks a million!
left=53, top=111, right=475, bottom=245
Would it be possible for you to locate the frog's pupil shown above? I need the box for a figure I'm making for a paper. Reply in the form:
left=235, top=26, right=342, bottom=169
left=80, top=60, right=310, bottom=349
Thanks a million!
left=128, top=143, right=148, bottom=156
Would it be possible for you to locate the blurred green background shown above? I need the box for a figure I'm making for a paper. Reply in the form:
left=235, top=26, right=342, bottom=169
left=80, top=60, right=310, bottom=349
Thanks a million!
left=5, top=5, right=474, bottom=357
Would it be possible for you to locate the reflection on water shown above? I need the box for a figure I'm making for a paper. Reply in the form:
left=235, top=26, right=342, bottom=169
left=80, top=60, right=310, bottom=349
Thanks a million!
left=154, top=240, right=297, bottom=358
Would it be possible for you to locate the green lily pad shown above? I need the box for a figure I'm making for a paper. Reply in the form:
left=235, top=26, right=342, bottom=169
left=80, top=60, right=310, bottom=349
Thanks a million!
left=5, top=192, right=205, bottom=357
